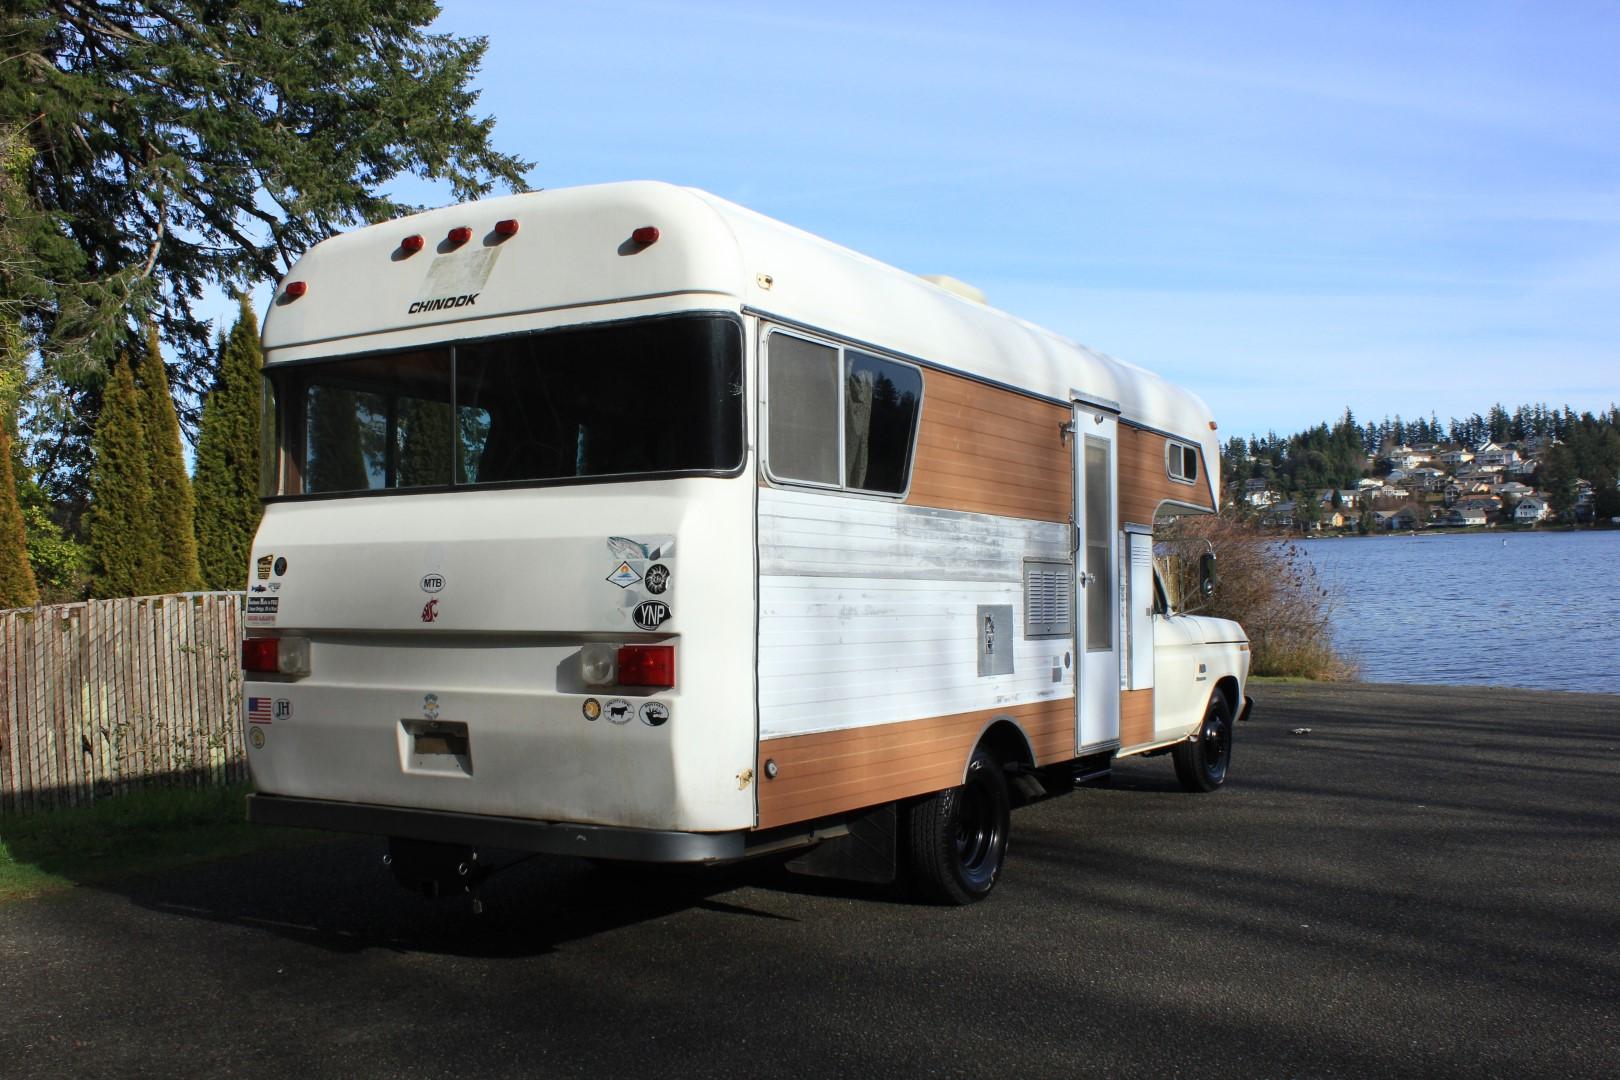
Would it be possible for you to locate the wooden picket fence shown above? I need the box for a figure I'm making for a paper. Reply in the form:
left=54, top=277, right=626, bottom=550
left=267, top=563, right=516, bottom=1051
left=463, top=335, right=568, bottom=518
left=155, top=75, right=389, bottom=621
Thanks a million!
left=0, top=592, right=247, bottom=815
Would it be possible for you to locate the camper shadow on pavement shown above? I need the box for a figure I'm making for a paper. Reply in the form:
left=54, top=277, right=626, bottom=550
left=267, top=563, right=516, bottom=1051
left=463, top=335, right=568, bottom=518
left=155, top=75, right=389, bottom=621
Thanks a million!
left=102, top=841, right=782, bottom=959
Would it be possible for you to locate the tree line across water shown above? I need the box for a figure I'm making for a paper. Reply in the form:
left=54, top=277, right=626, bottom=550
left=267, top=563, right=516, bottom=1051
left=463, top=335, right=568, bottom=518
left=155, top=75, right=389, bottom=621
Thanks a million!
left=1222, top=405, right=1620, bottom=522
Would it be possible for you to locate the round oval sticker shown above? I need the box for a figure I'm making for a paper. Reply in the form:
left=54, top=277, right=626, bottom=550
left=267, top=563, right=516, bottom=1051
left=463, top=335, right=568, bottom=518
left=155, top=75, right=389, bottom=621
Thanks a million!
left=633, top=600, right=671, bottom=630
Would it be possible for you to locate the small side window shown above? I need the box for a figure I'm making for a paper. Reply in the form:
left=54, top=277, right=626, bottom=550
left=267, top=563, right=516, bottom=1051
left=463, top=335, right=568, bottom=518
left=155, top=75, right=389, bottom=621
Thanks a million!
left=766, top=334, right=841, bottom=486
left=765, top=331, right=922, bottom=496
left=1168, top=440, right=1199, bottom=484
left=844, top=350, right=921, bottom=495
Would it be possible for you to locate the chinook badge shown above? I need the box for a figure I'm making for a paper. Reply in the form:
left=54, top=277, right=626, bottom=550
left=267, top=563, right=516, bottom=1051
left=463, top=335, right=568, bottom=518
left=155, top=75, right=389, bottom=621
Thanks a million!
left=407, top=293, right=479, bottom=315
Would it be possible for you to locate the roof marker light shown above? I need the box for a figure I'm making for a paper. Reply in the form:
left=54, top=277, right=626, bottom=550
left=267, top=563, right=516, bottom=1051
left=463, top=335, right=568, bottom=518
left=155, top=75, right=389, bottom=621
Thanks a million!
left=283, top=280, right=308, bottom=300
left=494, top=218, right=520, bottom=237
left=631, top=226, right=660, bottom=245
left=447, top=226, right=472, bottom=246
left=401, top=234, right=425, bottom=254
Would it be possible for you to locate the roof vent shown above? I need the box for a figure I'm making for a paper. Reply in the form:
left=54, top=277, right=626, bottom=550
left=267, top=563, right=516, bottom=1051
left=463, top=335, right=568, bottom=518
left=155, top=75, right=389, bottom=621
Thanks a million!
left=918, top=274, right=987, bottom=304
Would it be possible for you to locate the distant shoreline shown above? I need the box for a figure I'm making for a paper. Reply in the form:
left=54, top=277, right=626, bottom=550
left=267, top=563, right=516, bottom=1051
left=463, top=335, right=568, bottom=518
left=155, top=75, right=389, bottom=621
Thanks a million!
left=1287, top=522, right=1618, bottom=540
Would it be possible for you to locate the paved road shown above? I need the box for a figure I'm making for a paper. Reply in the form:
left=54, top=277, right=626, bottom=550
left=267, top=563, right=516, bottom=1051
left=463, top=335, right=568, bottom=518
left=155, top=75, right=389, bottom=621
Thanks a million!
left=3, top=682, right=1617, bottom=1079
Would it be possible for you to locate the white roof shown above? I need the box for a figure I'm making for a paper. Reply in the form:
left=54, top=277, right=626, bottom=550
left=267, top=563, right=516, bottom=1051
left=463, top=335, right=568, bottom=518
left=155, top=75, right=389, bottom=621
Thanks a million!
left=261, top=181, right=1219, bottom=466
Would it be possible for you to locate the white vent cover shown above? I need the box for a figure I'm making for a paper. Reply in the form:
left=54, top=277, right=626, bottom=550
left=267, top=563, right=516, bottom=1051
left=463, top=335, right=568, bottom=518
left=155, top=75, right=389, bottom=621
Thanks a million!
left=1024, top=560, right=1072, bottom=638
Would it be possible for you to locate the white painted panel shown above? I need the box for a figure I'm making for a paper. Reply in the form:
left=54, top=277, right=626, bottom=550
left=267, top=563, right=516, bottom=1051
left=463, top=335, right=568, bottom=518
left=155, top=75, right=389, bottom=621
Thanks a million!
left=759, top=489, right=1073, bottom=739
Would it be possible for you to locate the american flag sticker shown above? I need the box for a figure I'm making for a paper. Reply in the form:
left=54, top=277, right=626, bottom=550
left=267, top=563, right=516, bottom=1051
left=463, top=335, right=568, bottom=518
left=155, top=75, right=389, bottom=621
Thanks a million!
left=247, top=696, right=273, bottom=724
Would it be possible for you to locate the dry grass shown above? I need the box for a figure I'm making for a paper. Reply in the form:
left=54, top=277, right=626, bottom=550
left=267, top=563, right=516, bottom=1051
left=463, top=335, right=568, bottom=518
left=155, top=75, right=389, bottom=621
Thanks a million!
left=1158, top=514, right=1357, bottom=681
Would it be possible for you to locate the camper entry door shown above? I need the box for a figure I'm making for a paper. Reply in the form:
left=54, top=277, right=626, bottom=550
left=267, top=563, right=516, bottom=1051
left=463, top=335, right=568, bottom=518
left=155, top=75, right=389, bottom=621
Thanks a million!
left=1074, top=405, right=1121, bottom=752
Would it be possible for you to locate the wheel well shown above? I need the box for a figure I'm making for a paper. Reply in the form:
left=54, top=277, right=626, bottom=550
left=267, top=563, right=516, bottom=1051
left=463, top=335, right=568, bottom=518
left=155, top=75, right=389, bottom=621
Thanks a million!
left=1213, top=676, right=1240, bottom=715
left=975, top=718, right=1036, bottom=774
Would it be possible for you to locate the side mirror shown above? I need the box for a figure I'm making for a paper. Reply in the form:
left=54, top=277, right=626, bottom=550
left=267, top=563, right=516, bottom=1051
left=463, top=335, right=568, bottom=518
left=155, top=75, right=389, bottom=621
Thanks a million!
left=1199, top=550, right=1218, bottom=598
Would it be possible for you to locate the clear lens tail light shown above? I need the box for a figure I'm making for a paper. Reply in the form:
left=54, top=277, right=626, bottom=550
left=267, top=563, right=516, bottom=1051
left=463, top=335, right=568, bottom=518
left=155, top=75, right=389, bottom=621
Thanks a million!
left=242, top=636, right=310, bottom=677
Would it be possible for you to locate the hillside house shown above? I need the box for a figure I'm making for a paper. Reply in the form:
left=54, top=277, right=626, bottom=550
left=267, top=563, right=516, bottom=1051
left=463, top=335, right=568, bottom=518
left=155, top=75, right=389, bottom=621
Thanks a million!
left=1318, top=488, right=1360, bottom=509
left=1262, top=500, right=1297, bottom=528
left=1515, top=496, right=1549, bottom=523
left=1385, top=447, right=1428, bottom=470
left=1457, top=495, right=1502, bottom=516
left=1242, top=477, right=1280, bottom=508
left=1438, top=449, right=1474, bottom=466
left=1444, top=507, right=1487, bottom=527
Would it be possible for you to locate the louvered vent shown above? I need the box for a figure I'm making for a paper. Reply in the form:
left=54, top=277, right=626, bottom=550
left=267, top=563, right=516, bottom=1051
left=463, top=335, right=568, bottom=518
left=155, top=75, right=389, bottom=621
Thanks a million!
left=1024, top=560, right=1073, bottom=638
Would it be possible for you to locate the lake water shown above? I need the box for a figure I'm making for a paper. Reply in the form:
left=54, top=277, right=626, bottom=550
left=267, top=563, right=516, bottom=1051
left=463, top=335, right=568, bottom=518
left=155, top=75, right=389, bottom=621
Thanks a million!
left=1296, top=530, right=1620, bottom=695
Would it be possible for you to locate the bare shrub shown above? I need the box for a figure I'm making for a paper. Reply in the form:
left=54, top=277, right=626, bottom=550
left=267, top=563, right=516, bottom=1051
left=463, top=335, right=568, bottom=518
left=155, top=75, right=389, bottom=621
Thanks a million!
left=1158, top=513, right=1356, bottom=680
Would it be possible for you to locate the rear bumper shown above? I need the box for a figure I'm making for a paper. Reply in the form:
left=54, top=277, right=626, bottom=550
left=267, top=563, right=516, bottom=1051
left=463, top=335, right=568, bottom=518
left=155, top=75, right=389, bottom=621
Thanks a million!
left=248, top=792, right=755, bottom=863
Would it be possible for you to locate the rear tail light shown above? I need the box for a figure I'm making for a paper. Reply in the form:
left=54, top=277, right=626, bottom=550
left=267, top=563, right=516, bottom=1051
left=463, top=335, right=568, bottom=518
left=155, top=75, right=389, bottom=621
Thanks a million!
left=617, top=645, right=674, bottom=688
left=242, top=636, right=311, bottom=677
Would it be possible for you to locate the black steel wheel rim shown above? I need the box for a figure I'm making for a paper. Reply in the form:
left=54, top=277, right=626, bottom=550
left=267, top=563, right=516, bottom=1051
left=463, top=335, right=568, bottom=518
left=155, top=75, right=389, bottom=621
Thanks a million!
left=953, top=769, right=1001, bottom=885
left=1202, top=711, right=1230, bottom=783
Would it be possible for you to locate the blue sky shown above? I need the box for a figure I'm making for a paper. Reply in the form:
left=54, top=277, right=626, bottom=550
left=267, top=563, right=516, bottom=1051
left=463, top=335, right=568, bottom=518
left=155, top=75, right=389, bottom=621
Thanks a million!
left=234, top=1, right=1620, bottom=440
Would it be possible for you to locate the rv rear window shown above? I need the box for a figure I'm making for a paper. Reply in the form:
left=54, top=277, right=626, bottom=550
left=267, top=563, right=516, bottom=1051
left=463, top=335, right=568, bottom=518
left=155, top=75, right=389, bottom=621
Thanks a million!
left=765, top=331, right=922, bottom=496
left=265, top=314, right=744, bottom=496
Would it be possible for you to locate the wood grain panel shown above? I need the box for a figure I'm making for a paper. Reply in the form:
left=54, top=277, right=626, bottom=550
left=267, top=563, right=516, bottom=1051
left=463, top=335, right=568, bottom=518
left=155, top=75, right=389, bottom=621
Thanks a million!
left=1118, top=424, right=1214, bottom=527
left=906, top=368, right=1072, bottom=522
left=1119, top=688, right=1155, bottom=750
left=756, top=698, right=1075, bottom=829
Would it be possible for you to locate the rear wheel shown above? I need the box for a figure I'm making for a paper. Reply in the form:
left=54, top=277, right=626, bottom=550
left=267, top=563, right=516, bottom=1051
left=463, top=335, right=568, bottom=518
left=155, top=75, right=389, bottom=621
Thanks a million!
left=905, top=747, right=1011, bottom=904
left=1173, top=694, right=1234, bottom=792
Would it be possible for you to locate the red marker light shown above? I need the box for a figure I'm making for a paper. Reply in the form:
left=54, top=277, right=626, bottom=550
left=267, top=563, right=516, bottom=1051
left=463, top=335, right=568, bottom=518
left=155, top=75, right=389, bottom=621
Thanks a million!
left=494, top=218, right=519, bottom=237
left=617, top=644, right=674, bottom=688
left=401, top=234, right=425, bottom=254
left=631, top=226, right=660, bottom=245
left=447, top=226, right=472, bottom=246
left=242, top=638, right=279, bottom=673
left=283, top=280, right=308, bottom=300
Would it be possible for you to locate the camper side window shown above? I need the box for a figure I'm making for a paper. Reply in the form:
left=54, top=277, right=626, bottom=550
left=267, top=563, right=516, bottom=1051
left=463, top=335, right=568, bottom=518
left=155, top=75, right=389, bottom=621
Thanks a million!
left=1167, top=440, right=1199, bottom=484
left=765, top=332, right=922, bottom=496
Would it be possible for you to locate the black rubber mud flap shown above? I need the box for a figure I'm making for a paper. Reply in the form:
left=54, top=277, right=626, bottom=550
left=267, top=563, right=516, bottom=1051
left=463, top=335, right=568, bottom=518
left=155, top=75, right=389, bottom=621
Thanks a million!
left=783, top=803, right=897, bottom=885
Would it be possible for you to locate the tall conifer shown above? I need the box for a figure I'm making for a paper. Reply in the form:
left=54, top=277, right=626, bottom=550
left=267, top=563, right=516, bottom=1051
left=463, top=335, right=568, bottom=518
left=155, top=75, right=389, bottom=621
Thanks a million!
left=89, top=355, right=153, bottom=596
left=135, top=328, right=202, bottom=592
left=0, top=428, right=39, bottom=609
left=193, top=298, right=264, bottom=588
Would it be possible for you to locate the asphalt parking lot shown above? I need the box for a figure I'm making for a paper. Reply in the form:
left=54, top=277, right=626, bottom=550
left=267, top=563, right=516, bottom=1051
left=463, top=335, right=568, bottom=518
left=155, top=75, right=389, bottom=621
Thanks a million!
left=3, top=681, right=1617, bottom=1079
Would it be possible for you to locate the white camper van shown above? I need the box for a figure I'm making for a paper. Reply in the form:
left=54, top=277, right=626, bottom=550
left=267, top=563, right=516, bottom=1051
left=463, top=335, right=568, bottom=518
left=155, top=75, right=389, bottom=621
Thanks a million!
left=243, top=182, right=1251, bottom=904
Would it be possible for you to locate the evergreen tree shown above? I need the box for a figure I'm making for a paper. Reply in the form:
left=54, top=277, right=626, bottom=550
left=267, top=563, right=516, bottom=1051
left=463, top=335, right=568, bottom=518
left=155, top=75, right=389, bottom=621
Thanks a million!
left=135, top=328, right=202, bottom=591
left=7, top=2, right=531, bottom=500
left=88, top=356, right=155, bottom=596
left=0, top=427, right=39, bottom=608
left=194, top=298, right=265, bottom=588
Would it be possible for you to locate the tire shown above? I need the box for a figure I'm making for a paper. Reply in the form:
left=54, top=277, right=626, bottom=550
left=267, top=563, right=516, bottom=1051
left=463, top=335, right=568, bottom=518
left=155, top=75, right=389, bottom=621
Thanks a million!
left=1173, top=693, right=1234, bottom=793
left=904, top=747, right=1011, bottom=904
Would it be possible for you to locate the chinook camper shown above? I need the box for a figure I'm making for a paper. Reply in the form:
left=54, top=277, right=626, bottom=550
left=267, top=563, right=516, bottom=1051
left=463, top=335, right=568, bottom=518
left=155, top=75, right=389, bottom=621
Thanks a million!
left=242, top=182, right=1251, bottom=904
